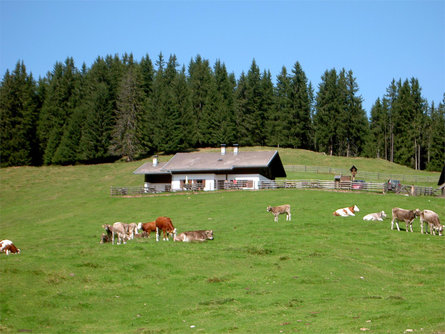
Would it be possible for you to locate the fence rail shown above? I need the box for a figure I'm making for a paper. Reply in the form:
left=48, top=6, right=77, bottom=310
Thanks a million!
left=111, top=180, right=440, bottom=197
left=284, top=165, right=438, bottom=183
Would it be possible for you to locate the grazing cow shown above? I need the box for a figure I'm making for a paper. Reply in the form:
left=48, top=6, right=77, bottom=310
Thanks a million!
left=267, top=204, right=291, bottom=222
left=333, top=205, right=360, bottom=217
left=155, top=217, right=177, bottom=241
left=363, top=211, right=387, bottom=221
left=391, top=207, right=420, bottom=232
left=419, top=210, right=442, bottom=236
left=174, top=230, right=214, bottom=242
left=138, top=221, right=157, bottom=238
left=111, top=222, right=130, bottom=245
left=127, top=223, right=139, bottom=240
left=0, top=240, right=21, bottom=255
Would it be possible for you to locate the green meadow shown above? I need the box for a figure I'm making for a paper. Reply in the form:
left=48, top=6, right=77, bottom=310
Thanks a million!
left=1, top=151, right=444, bottom=333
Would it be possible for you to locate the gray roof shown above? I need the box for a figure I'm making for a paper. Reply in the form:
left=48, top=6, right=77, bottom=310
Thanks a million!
left=133, top=161, right=170, bottom=175
left=134, top=151, right=286, bottom=177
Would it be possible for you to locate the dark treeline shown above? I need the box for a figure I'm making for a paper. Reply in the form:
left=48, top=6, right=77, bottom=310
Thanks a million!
left=1, top=53, right=444, bottom=171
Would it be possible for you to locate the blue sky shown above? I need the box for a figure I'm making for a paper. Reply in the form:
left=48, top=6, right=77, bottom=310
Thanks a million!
left=1, top=0, right=444, bottom=113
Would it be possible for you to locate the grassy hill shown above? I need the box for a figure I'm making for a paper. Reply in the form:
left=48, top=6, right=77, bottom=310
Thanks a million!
left=1, top=149, right=444, bottom=333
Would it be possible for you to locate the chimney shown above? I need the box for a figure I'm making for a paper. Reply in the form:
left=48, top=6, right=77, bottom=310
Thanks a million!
left=220, top=144, right=226, bottom=156
left=153, top=155, right=158, bottom=167
left=233, top=144, right=239, bottom=155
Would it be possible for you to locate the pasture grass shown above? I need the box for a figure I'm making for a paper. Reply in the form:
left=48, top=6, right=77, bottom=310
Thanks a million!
left=1, top=156, right=444, bottom=333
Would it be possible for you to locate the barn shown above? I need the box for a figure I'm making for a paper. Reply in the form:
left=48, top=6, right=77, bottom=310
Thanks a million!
left=133, top=146, right=286, bottom=192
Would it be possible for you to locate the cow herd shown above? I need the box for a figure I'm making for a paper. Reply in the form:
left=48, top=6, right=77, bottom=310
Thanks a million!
left=265, top=203, right=443, bottom=236
left=1, top=199, right=442, bottom=256
left=328, top=204, right=443, bottom=236
left=100, top=216, right=214, bottom=245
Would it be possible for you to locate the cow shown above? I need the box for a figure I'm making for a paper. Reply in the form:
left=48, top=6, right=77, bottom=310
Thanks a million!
left=0, top=240, right=21, bottom=255
left=155, top=216, right=176, bottom=241
left=134, top=231, right=149, bottom=238
left=100, top=224, right=113, bottom=243
left=127, top=223, right=139, bottom=240
left=111, top=222, right=130, bottom=245
left=363, top=211, right=387, bottom=221
left=174, top=230, right=214, bottom=242
left=391, top=208, right=420, bottom=232
left=267, top=204, right=291, bottom=222
left=333, top=205, right=360, bottom=217
left=137, top=221, right=157, bottom=238
left=419, top=210, right=442, bottom=236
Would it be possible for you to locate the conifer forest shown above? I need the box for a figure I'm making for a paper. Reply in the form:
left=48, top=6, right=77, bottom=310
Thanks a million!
left=1, top=53, right=444, bottom=171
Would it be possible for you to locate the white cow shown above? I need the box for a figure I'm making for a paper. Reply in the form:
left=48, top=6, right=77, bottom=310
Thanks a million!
left=333, top=205, right=359, bottom=217
left=363, top=211, right=386, bottom=221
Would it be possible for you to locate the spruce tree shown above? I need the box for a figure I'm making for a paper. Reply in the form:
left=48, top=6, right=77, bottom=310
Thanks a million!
left=289, top=62, right=312, bottom=149
left=187, top=55, right=212, bottom=147
left=314, top=69, right=340, bottom=155
left=110, top=65, right=145, bottom=161
left=269, top=66, right=291, bottom=147
left=0, top=62, right=39, bottom=166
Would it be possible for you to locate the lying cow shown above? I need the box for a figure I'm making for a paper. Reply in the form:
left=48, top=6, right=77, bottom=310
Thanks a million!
left=420, top=209, right=442, bottom=236
left=0, top=239, right=21, bottom=255
left=363, top=211, right=386, bottom=221
left=174, top=230, right=214, bottom=242
left=155, top=217, right=177, bottom=241
left=138, top=221, right=157, bottom=238
left=333, top=205, right=360, bottom=217
left=111, top=222, right=130, bottom=245
left=391, top=207, right=420, bottom=232
left=267, top=204, right=291, bottom=222
left=100, top=224, right=113, bottom=243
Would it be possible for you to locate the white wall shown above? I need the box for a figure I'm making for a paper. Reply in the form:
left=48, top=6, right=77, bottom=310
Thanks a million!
left=171, top=174, right=216, bottom=191
left=169, top=173, right=271, bottom=191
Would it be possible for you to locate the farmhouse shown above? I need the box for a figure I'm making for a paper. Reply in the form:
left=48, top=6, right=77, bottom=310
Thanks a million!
left=133, top=145, right=286, bottom=192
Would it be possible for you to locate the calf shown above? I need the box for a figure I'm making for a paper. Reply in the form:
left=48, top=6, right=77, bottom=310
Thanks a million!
left=127, top=223, right=139, bottom=240
left=333, top=205, right=360, bottom=217
left=100, top=224, right=113, bottom=243
left=391, top=207, right=420, bottom=232
left=174, top=230, right=214, bottom=242
left=138, top=221, right=157, bottom=238
left=420, top=210, right=442, bottom=236
left=267, top=204, right=291, bottom=222
left=155, top=217, right=177, bottom=241
left=111, top=222, right=130, bottom=245
left=363, top=211, right=386, bottom=221
left=0, top=240, right=21, bottom=255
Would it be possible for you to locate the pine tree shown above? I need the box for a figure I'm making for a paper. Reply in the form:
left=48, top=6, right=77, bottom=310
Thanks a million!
left=0, top=62, right=39, bottom=166
left=426, top=96, right=445, bottom=171
left=289, top=62, right=312, bottom=149
left=110, top=65, right=145, bottom=161
left=368, top=97, right=389, bottom=159
left=37, top=58, right=82, bottom=164
left=343, top=70, right=368, bottom=157
left=208, top=60, right=236, bottom=146
left=187, top=55, right=212, bottom=147
left=268, top=66, right=291, bottom=147
left=314, top=69, right=340, bottom=155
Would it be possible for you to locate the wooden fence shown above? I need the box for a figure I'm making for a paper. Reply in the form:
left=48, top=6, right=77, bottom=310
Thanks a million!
left=111, top=180, right=439, bottom=197
left=284, top=165, right=438, bottom=183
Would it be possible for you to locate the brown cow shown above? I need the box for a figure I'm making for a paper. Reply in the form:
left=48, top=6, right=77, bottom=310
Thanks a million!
left=391, top=208, right=420, bottom=232
left=0, top=240, right=21, bottom=255
left=267, top=204, right=291, bottom=222
left=138, top=221, right=157, bottom=238
left=155, top=217, right=176, bottom=242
